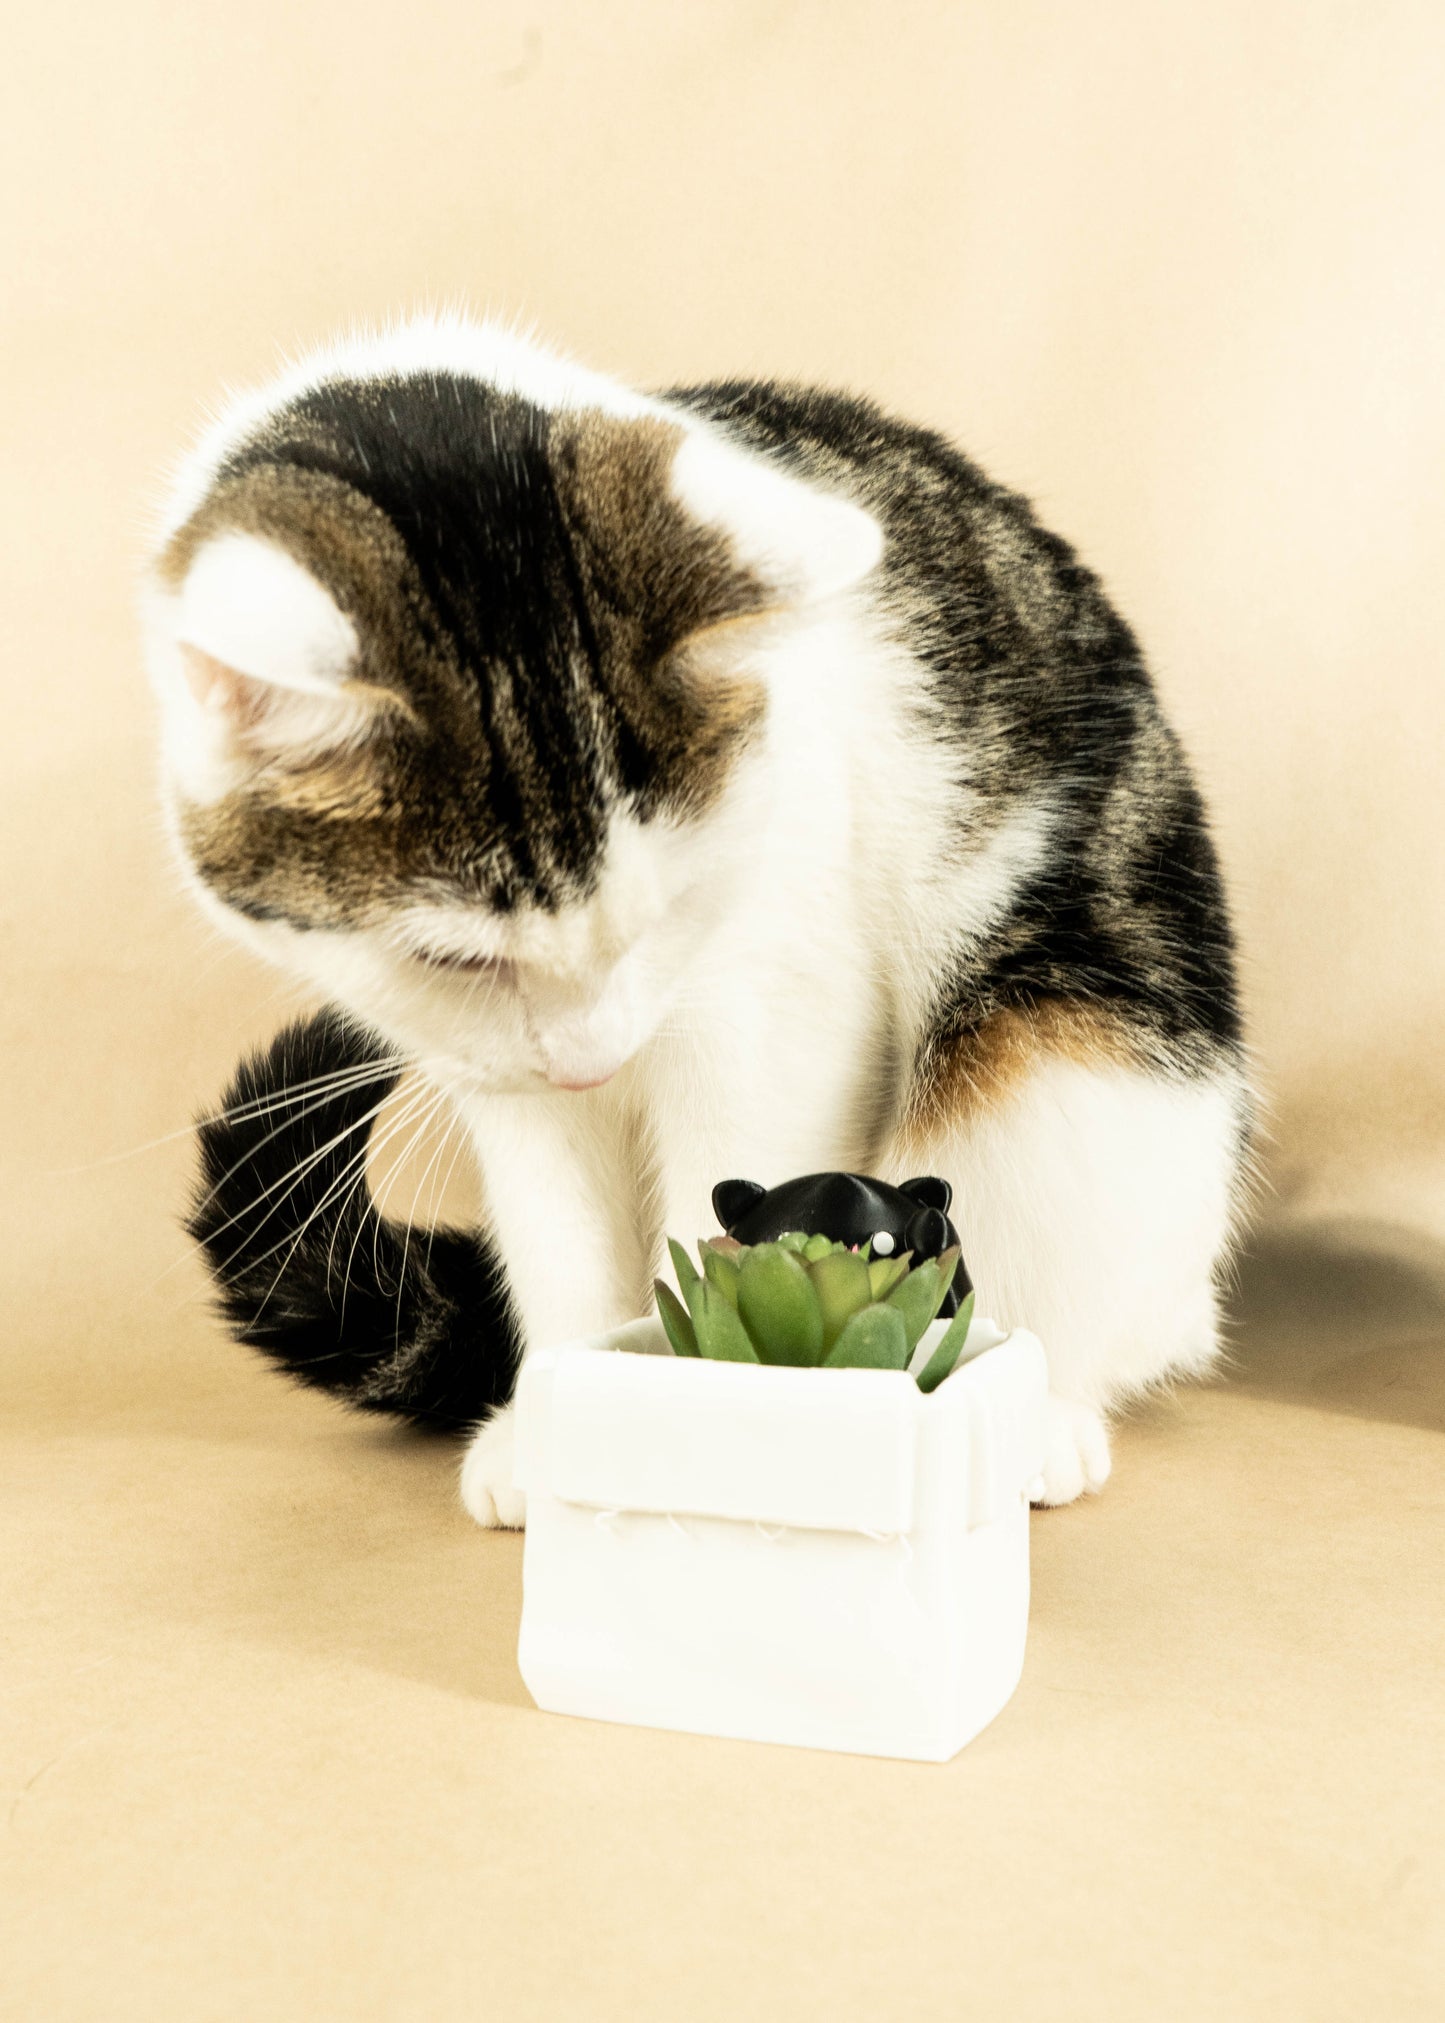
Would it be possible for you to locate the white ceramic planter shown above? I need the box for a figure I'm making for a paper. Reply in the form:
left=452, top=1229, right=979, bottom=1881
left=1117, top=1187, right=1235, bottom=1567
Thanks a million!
left=513, top=1314, right=1047, bottom=1762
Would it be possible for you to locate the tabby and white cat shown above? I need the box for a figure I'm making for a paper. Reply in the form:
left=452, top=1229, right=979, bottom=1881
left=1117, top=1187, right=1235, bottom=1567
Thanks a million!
left=142, top=316, right=1248, bottom=1523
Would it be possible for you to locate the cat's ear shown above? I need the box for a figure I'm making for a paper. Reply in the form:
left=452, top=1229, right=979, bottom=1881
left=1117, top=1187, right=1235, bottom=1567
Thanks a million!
left=149, top=534, right=387, bottom=780
left=174, top=533, right=358, bottom=695
left=900, top=1175, right=953, bottom=1215
left=670, top=430, right=883, bottom=607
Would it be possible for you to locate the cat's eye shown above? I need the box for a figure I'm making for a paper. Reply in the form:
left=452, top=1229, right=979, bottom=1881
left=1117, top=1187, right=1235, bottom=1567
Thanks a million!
left=413, top=947, right=511, bottom=980
left=871, top=1230, right=896, bottom=1256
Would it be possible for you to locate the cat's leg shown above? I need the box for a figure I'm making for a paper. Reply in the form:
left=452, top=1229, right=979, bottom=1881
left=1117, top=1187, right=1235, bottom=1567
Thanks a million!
left=643, top=1006, right=883, bottom=1304
left=888, top=1021, right=1246, bottom=1505
left=450, top=1083, right=650, bottom=1529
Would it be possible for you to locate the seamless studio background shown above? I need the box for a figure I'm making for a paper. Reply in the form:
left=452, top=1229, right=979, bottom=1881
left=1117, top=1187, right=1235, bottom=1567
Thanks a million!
left=3, top=4, right=1442, bottom=2019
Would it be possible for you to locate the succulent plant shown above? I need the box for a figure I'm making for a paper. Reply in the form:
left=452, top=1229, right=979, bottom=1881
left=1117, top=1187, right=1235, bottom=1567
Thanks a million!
left=654, top=1232, right=979, bottom=1394
left=712, top=1172, right=969, bottom=1319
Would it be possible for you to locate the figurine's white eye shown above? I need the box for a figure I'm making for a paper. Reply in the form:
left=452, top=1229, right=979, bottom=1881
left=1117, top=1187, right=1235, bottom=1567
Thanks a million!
left=872, top=1230, right=896, bottom=1256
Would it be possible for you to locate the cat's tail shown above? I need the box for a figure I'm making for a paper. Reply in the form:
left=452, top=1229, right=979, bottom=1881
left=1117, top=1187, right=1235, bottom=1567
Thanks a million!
left=187, top=1007, right=518, bottom=1430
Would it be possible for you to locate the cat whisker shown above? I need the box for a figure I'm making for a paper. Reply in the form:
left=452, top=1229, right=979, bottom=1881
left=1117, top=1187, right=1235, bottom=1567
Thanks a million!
left=48, top=1061, right=395, bottom=1176
left=190, top=1088, right=397, bottom=1254
left=421, top=1108, right=473, bottom=1280
left=333, top=1088, right=447, bottom=1334
left=166, top=1084, right=403, bottom=1291
left=390, top=1094, right=463, bottom=1347
left=245, top=1085, right=441, bottom=1330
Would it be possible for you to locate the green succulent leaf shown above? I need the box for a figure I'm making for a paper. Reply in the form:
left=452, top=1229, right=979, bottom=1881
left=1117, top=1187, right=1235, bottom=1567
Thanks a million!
left=886, top=1246, right=961, bottom=1350
left=884, top=1260, right=943, bottom=1350
left=702, top=1243, right=742, bottom=1308
left=700, top=1234, right=744, bottom=1261
left=807, top=1247, right=874, bottom=1349
left=868, top=1252, right=912, bottom=1301
left=655, top=1279, right=701, bottom=1357
left=823, top=1302, right=910, bottom=1371
left=660, top=1227, right=979, bottom=1386
left=736, top=1242, right=825, bottom=1366
left=916, top=1289, right=976, bottom=1393
left=668, top=1237, right=700, bottom=1300
left=688, top=1278, right=760, bottom=1362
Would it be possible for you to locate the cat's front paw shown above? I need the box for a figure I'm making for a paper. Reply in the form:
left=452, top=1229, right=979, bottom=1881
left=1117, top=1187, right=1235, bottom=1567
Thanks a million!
left=1033, top=1393, right=1112, bottom=1506
left=460, top=1406, right=526, bottom=1530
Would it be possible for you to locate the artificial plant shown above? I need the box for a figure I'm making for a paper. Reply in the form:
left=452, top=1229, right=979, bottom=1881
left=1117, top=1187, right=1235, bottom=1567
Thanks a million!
left=654, top=1232, right=978, bottom=1394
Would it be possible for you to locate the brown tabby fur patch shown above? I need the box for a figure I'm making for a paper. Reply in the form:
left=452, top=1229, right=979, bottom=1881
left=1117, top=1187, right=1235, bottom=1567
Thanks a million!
left=549, top=411, right=771, bottom=817
left=895, top=998, right=1155, bottom=1158
left=157, top=401, right=779, bottom=926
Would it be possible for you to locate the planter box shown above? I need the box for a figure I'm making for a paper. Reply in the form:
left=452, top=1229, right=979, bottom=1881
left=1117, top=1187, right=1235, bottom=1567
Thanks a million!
left=513, top=1315, right=1047, bottom=1762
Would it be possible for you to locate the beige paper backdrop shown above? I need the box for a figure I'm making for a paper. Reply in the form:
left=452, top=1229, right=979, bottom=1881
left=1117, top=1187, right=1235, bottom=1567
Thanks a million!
left=3, top=4, right=1442, bottom=2018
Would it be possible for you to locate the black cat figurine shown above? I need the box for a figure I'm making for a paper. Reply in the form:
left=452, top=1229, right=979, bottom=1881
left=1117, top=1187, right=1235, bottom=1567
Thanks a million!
left=711, top=1172, right=971, bottom=1319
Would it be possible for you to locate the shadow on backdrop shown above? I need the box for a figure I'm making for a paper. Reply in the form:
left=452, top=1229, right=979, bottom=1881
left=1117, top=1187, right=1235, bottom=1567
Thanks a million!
left=1223, top=1217, right=1445, bottom=1434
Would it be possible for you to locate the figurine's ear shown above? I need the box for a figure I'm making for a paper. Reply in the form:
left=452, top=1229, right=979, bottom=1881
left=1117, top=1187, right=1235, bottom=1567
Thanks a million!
left=900, top=1175, right=952, bottom=1215
left=712, top=1179, right=766, bottom=1230
left=904, top=1205, right=950, bottom=1260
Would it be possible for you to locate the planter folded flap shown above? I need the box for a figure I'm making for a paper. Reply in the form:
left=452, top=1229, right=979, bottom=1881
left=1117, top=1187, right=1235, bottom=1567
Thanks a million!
left=526, top=1349, right=920, bottom=1535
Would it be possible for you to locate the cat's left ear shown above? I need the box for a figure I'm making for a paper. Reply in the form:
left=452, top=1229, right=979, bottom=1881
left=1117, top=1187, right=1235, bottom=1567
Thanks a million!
left=145, top=532, right=400, bottom=791
left=670, top=429, right=883, bottom=607
left=170, top=533, right=359, bottom=701
left=900, top=1175, right=953, bottom=1214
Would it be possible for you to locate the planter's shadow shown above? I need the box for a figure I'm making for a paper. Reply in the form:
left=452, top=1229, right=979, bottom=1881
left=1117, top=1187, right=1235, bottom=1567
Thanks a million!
left=1220, top=1216, right=1445, bottom=1434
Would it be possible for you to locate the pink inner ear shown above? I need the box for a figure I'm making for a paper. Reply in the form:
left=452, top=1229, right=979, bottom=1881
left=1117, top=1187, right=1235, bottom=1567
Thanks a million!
left=179, top=645, right=269, bottom=727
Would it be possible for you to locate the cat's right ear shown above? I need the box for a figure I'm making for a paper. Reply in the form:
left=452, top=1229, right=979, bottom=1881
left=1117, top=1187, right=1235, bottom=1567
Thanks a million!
left=145, top=533, right=391, bottom=794
left=671, top=430, right=883, bottom=609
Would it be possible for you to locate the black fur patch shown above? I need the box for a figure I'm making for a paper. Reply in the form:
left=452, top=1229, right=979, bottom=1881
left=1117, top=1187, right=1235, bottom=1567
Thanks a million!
left=208, top=382, right=608, bottom=908
left=188, top=379, right=765, bottom=918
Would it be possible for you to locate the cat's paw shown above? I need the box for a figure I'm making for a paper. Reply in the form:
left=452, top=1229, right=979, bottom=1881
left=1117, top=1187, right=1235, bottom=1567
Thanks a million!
left=460, top=1406, right=526, bottom=1530
left=1033, top=1393, right=1112, bottom=1506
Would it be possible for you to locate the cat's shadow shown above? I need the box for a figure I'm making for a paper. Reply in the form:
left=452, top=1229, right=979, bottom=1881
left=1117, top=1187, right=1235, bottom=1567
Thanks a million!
left=1219, top=1215, right=1445, bottom=1434
left=135, top=1396, right=535, bottom=1711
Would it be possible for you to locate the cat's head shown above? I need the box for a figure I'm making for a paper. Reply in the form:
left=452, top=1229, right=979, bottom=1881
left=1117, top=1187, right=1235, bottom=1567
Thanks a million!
left=143, top=322, right=881, bottom=1094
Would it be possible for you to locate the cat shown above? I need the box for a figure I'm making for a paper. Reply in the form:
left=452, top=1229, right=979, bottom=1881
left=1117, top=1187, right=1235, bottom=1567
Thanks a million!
left=142, top=314, right=1250, bottom=1524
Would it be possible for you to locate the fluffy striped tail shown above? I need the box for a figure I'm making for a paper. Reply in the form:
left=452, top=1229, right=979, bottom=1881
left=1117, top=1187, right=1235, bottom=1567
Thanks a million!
left=187, top=1008, right=518, bottom=1429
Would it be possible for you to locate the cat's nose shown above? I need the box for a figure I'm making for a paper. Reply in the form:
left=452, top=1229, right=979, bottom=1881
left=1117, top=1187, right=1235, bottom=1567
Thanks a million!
left=522, top=951, right=646, bottom=1092
left=533, top=1018, right=627, bottom=1091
